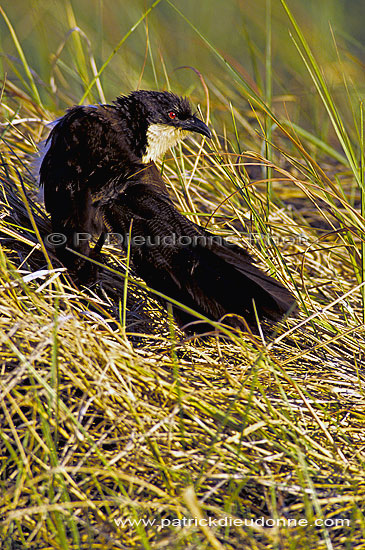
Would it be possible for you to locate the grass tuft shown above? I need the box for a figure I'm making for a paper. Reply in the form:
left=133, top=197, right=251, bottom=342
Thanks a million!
left=1, top=2, right=365, bottom=548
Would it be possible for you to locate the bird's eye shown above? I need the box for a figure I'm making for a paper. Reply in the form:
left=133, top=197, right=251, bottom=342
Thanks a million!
left=168, top=111, right=176, bottom=119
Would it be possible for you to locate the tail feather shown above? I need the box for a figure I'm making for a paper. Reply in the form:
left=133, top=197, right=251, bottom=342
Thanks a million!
left=208, top=240, right=296, bottom=319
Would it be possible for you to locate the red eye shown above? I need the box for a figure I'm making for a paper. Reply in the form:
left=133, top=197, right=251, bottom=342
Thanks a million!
left=168, top=111, right=176, bottom=119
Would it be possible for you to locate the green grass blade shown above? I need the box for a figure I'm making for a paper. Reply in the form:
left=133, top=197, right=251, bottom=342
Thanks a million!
left=0, top=6, right=42, bottom=106
left=79, top=0, right=163, bottom=104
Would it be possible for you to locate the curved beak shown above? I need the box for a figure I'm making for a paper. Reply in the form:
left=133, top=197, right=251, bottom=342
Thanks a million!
left=182, top=116, right=212, bottom=139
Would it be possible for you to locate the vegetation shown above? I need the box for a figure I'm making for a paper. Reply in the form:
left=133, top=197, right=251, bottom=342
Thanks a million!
left=1, top=1, right=365, bottom=548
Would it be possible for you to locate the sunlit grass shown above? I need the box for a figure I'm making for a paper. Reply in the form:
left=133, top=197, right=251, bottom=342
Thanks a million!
left=1, top=1, right=365, bottom=549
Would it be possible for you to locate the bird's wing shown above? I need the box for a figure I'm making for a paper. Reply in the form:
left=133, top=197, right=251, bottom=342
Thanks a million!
left=39, top=105, right=141, bottom=274
left=40, top=105, right=138, bottom=211
left=102, top=183, right=296, bottom=328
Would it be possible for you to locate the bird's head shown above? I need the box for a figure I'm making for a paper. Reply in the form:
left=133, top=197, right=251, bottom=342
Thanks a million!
left=117, top=90, right=211, bottom=163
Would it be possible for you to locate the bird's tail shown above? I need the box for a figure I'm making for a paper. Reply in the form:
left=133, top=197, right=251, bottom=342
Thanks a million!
left=102, top=184, right=297, bottom=334
left=208, top=240, right=296, bottom=321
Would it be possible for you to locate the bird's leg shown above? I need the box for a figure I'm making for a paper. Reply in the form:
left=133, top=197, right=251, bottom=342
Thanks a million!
left=92, top=232, right=106, bottom=256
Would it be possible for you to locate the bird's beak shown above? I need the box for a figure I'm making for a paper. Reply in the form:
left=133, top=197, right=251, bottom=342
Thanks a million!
left=183, top=116, right=212, bottom=139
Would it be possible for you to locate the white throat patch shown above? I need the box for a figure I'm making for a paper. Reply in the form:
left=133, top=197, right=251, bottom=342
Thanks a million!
left=142, top=123, right=188, bottom=163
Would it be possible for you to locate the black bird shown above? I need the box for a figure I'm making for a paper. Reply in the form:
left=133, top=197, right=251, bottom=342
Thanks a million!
left=39, top=90, right=296, bottom=333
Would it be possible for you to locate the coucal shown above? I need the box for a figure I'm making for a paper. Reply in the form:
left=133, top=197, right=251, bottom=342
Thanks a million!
left=39, top=90, right=296, bottom=333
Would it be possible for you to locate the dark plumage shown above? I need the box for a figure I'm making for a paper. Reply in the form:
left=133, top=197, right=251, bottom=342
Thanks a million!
left=39, top=90, right=296, bottom=333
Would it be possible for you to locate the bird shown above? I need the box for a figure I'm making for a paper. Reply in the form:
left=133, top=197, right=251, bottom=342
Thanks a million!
left=38, top=90, right=296, bottom=334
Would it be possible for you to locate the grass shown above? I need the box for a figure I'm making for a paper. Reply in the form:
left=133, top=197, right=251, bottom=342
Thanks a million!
left=1, top=1, right=365, bottom=548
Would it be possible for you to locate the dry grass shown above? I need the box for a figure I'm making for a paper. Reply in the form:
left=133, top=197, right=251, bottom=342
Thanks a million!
left=2, top=2, right=365, bottom=545
left=1, top=74, right=365, bottom=550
